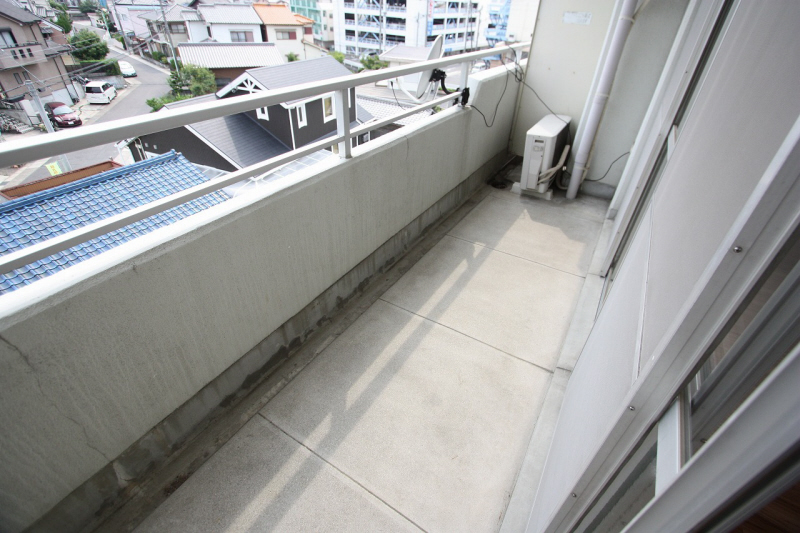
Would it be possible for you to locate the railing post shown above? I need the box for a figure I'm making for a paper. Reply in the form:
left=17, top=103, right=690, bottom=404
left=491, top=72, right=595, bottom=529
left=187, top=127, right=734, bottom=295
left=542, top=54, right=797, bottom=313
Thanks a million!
left=459, top=62, right=470, bottom=94
left=334, top=88, right=352, bottom=159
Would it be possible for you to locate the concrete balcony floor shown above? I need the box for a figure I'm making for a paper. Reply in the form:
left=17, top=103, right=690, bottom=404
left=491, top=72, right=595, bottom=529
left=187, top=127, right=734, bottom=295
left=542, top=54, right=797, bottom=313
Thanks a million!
left=131, top=173, right=609, bottom=532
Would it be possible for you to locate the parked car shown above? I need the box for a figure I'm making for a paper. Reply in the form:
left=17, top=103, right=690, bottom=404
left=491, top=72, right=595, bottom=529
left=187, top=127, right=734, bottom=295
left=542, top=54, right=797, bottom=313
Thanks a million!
left=118, top=61, right=137, bottom=77
left=85, top=81, right=117, bottom=104
left=44, top=101, right=82, bottom=128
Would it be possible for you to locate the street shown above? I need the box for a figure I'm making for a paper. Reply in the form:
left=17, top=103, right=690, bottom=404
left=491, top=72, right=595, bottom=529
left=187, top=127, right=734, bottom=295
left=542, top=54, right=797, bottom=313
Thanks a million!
left=21, top=51, right=170, bottom=183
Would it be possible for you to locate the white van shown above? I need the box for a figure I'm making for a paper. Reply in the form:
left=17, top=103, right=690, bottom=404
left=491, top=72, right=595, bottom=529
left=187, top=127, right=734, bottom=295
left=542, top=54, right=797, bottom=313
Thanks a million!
left=85, top=81, right=117, bottom=104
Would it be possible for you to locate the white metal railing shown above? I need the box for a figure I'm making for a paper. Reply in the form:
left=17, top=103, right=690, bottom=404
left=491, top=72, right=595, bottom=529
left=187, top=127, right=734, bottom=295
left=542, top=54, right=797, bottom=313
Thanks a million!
left=0, top=43, right=528, bottom=276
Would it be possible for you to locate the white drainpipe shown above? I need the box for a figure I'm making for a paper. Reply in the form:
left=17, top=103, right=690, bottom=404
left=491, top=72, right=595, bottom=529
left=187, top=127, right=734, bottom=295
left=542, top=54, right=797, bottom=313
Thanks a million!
left=566, top=0, right=638, bottom=199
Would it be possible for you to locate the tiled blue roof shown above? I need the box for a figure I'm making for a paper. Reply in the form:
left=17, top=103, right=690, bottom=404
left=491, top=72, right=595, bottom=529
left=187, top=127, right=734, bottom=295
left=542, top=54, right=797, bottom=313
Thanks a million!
left=0, top=151, right=229, bottom=294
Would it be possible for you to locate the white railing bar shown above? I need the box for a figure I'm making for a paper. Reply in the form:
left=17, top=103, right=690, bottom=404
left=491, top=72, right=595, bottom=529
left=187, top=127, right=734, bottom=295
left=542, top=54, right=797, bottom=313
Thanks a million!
left=0, top=134, right=344, bottom=275
left=350, top=91, right=461, bottom=138
left=0, top=42, right=528, bottom=168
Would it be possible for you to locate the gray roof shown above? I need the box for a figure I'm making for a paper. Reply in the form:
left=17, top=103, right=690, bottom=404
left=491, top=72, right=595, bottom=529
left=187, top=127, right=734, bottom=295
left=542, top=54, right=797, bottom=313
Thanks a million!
left=379, top=44, right=434, bottom=62
left=197, top=3, right=261, bottom=24
left=356, top=95, right=433, bottom=126
left=177, top=42, right=284, bottom=69
left=165, top=95, right=289, bottom=168
left=139, top=4, right=200, bottom=22
left=225, top=55, right=351, bottom=97
left=0, top=0, right=41, bottom=23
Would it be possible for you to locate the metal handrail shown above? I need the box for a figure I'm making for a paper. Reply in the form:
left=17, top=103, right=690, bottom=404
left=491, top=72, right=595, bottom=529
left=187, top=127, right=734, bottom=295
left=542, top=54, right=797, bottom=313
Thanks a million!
left=0, top=43, right=528, bottom=276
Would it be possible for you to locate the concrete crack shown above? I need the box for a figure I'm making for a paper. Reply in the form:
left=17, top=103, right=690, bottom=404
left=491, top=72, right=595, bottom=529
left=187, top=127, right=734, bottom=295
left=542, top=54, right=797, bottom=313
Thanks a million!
left=0, top=333, right=111, bottom=463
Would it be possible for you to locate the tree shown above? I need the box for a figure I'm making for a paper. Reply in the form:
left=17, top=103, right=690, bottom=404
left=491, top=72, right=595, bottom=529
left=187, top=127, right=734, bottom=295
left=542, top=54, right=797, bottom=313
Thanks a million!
left=79, top=0, right=98, bottom=13
left=70, top=29, right=108, bottom=60
left=168, top=64, right=216, bottom=97
left=360, top=55, right=388, bottom=70
left=49, top=0, right=67, bottom=11
left=329, top=50, right=345, bottom=64
left=54, top=10, right=72, bottom=33
left=286, top=52, right=299, bottom=62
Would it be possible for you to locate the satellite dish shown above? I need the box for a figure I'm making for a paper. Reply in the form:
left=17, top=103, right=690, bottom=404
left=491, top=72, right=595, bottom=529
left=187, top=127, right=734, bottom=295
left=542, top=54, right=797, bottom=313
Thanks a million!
left=414, top=35, right=444, bottom=99
left=395, top=35, right=445, bottom=102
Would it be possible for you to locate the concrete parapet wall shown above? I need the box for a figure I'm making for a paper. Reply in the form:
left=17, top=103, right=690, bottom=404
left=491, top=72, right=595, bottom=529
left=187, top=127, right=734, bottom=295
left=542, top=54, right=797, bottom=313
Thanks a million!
left=0, top=66, right=518, bottom=532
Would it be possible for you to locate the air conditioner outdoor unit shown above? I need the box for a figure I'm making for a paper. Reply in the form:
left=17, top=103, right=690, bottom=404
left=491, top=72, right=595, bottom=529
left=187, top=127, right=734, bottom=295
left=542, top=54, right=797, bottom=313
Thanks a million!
left=513, top=114, right=571, bottom=200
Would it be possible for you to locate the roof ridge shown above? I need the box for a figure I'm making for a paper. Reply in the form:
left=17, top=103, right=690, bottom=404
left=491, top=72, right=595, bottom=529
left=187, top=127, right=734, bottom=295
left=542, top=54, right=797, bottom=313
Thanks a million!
left=0, top=151, right=180, bottom=215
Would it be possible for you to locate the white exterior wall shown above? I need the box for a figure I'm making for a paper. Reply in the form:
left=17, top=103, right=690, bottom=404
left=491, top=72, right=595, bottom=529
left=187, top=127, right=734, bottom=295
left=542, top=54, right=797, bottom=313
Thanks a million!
left=0, top=67, right=519, bottom=533
left=113, top=4, right=158, bottom=38
left=580, top=0, right=689, bottom=188
left=209, top=23, right=263, bottom=43
left=511, top=0, right=614, bottom=156
left=265, top=25, right=305, bottom=58
left=186, top=20, right=208, bottom=42
left=528, top=3, right=800, bottom=531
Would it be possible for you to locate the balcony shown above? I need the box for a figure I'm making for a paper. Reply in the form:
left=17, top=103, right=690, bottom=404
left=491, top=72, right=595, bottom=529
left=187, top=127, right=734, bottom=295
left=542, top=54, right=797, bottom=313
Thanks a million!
left=2, top=2, right=792, bottom=532
left=0, top=45, right=593, bottom=533
left=0, top=42, right=47, bottom=70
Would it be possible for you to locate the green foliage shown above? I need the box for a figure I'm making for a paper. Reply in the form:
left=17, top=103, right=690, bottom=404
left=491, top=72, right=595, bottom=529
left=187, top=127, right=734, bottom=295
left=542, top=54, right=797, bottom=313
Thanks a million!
left=286, top=52, right=299, bottom=62
left=360, top=55, right=388, bottom=70
left=150, top=50, right=166, bottom=62
left=53, top=10, right=71, bottom=33
left=80, top=59, right=120, bottom=75
left=78, top=0, right=98, bottom=13
left=168, top=64, right=216, bottom=97
left=329, top=50, right=345, bottom=63
left=112, top=33, right=123, bottom=45
left=70, top=29, right=108, bottom=60
left=146, top=93, right=193, bottom=112
left=49, top=0, right=67, bottom=12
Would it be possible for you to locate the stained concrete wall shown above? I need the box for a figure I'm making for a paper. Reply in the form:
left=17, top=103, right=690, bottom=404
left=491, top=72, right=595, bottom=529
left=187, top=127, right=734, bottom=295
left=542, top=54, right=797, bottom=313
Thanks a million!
left=0, top=66, right=518, bottom=532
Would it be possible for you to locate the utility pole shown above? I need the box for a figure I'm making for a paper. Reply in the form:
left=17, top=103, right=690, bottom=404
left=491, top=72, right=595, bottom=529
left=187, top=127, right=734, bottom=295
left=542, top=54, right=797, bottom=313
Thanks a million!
left=108, top=0, right=132, bottom=52
left=25, top=80, right=71, bottom=173
left=159, top=0, right=179, bottom=72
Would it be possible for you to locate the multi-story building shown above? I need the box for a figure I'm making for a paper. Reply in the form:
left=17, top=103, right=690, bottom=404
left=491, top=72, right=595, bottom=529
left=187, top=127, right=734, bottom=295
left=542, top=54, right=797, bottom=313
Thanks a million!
left=334, top=0, right=483, bottom=58
left=315, top=1, right=335, bottom=49
left=0, top=0, right=77, bottom=118
left=290, top=0, right=336, bottom=49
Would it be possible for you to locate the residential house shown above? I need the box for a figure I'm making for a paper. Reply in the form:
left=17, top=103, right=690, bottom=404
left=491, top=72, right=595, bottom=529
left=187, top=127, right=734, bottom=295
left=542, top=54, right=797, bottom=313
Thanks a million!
left=252, top=3, right=325, bottom=60
left=0, top=151, right=228, bottom=293
left=139, top=4, right=206, bottom=58
left=133, top=56, right=369, bottom=172
left=176, top=42, right=284, bottom=87
left=108, top=0, right=165, bottom=39
left=196, top=3, right=263, bottom=43
left=0, top=0, right=77, bottom=122
left=0, top=160, right=122, bottom=199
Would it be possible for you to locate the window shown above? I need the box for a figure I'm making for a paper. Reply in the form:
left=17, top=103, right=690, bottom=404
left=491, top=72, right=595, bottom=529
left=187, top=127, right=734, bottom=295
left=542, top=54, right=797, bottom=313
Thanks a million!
left=322, top=95, right=334, bottom=121
left=0, top=29, right=15, bottom=47
left=22, top=71, right=29, bottom=80
left=230, top=30, right=254, bottom=42
left=257, top=106, right=269, bottom=120
left=296, top=104, right=306, bottom=127
left=13, top=72, right=22, bottom=84
left=304, top=26, right=312, bottom=35
left=276, top=30, right=296, bottom=40
left=169, top=23, right=186, bottom=34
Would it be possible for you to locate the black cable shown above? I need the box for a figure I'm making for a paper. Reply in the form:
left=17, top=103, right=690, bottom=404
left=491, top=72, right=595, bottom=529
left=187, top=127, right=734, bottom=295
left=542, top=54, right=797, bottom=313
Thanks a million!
left=388, top=80, right=403, bottom=108
left=585, top=151, right=631, bottom=181
left=466, top=52, right=511, bottom=128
